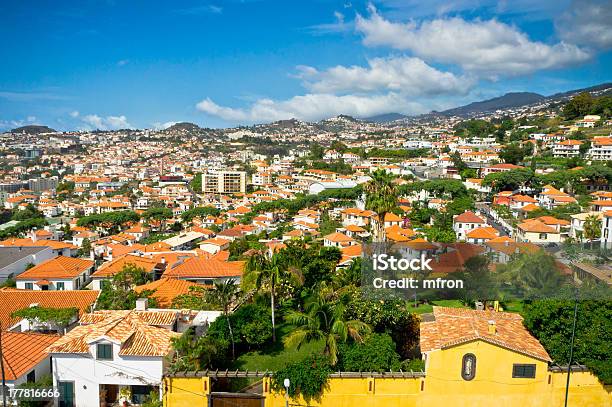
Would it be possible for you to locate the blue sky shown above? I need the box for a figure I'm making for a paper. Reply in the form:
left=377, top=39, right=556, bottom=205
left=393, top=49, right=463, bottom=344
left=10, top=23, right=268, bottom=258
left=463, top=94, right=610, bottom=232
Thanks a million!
left=0, top=0, right=610, bottom=130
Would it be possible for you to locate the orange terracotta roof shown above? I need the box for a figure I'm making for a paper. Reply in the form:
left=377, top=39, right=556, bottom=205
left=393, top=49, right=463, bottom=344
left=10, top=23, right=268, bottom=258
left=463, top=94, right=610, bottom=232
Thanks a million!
left=454, top=211, right=485, bottom=224
left=48, top=310, right=179, bottom=357
left=0, top=238, right=76, bottom=250
left=535, top=216, right=570, bottom=226
left=134, top=278, right=206, bottom=308
left=1, top=332, right=60, bottom=381
left=517, top=220, right=558, bottom=234
left=520, top=203, right=540, bottom=212
left=163, top=258, right=244, bottom=279
left=16, top=256, right=93, bottom=280
left=430, top=244, right=485, bottom=274
left=93, top=254, right=160, bottom=278
left=0, top=288, right=99, bottom=329
left=324, top=232, right=354, bottom=243
left=420, top=307, right=551, bottom=362
left=466, top=227, right=499, bottom=240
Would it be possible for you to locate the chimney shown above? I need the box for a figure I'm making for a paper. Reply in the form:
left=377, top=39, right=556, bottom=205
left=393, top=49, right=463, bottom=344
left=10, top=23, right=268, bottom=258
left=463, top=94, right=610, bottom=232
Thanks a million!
left=160, top=257, right=166, bottom=264
left=488, top=320, right=496, bottom=335
left=135, top=298, right=148, bottom=311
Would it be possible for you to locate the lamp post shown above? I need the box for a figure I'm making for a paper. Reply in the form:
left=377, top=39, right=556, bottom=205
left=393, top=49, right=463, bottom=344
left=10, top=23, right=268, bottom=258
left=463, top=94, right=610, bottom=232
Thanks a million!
left=283, top=378, right=290, bottom=407
left=564, top=295, right=579, bottom=407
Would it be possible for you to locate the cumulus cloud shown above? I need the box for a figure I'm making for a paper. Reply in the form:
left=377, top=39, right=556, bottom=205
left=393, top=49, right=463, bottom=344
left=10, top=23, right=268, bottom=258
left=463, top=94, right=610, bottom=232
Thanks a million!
left=81, top=114, right=131, bottom=130
left=152, top=121, right=178, bottom=130
left=297, top=56, right=474, bottom=95
left=355, top=6, right=590, bottom=76
left=556, top=0, right=612, bottom=50
left=196, top=93, right=426, bottom=123
left=69, top=110, right=80, bottom=118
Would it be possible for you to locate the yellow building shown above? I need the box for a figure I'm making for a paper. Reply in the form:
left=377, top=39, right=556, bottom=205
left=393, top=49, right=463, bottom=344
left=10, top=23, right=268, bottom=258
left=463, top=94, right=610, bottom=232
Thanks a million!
left=163, top=307, right=611, bottom=407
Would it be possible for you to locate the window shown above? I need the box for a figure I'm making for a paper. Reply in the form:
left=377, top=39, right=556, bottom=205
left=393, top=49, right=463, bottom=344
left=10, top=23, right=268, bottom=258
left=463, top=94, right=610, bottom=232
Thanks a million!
left=512, top=364, right=536, bottom=378
left=58, top=381, right=75, bottom=407
left=96, top=343, right=113, bottom=360
left=27, top=370, right=35, bottom=383
left=24, top=283, right=33, bottom=290
left=131, top=385, right=154, bottom=404
left=56, top=282, right=65, bottom=290
left=461, top=353, right=476, bottom=381
left=539, top=233, right=547, bottom=240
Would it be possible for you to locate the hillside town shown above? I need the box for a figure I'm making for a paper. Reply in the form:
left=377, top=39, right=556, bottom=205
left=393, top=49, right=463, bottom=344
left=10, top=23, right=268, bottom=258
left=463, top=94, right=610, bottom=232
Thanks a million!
left=0, top=87, right=611, bottom=406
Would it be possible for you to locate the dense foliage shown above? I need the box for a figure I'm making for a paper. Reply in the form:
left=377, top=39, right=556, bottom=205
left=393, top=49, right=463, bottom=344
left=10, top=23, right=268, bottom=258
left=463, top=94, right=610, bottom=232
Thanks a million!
left=523, top=300, right=612, bottom=384
left=96, top=263, right=158, bottom=310
left=337, top=333, right=401, bottom=372
left=272, top=354, right=333, bottom=401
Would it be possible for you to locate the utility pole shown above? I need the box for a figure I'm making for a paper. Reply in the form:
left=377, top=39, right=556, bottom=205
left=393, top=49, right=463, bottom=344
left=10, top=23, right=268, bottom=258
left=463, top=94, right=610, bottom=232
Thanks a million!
left=0, top=323, right=7, bottom=407
left=564, top=296, right=579, bottom=407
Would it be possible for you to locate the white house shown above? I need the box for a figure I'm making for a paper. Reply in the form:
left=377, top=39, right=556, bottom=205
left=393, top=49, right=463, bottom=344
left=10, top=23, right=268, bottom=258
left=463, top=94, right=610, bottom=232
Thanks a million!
left=0, top=246, right=54, bottom=282
left=15, top=256, right=94, bottom=291
left=199, top=237, right=231, bottom=254
left=453, top=211, right=487, bottom=241
left=0, top=332, right=59, bottom=392
left=48, top=307, right=180, bottom=407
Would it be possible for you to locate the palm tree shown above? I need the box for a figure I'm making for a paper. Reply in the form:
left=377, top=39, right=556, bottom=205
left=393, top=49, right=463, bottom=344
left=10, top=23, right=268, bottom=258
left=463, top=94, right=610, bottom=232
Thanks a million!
left=283, top=292, right=370, bottom=365
left=364, top=169, right=398, bottom=242
left=245, top=252, right=284, bottom=342
left=206, top=279, right=238, bottom=359
left=583, top=214, right=602, bottom=249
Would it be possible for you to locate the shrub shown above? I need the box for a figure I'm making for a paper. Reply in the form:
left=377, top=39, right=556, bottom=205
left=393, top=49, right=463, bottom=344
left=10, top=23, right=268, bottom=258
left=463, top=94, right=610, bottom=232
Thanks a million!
left=337, top=333, right=401, bottom=372
left=273, top=354, right=332, bottom=401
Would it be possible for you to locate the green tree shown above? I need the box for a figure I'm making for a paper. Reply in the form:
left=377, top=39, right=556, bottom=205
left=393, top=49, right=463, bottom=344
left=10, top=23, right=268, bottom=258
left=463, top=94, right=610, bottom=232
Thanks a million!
left=95, top=263, right=156, bottom=310
left=523, top=300, right=611, bottom=384
left=309, top=143, right=325, bottom=159
left=142, top=206, right=173, bottom=231
left=78, top=238, right=92, bottom=257
left=337, top=333, right=401, bottom=371
left=583, top=214, right=602, bottom=248
left=206, top=279, right=238, bottom=359
left=563, top=92, right=594, bottom=120
left=272, top=354, right=332, bottom=401
left=364, top=169, right=398, bottom=242
left=245, top=252, right=284, bottom=342
left=499, top=143, right=527, bottom=165
left=284, top=292, right=371, bottom=365
left=497, top=251, right=566, bottom=299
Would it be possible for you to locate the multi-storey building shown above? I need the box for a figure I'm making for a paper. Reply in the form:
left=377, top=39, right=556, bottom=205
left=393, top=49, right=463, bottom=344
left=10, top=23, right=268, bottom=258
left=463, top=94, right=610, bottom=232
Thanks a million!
left=202, top=171, right=247, bottom=194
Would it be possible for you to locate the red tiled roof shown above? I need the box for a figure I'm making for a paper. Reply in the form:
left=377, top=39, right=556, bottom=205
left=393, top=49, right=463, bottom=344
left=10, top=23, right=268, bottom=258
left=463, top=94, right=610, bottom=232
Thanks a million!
left=16, top=256, right=93, bottom=280
left=1, top=332, right=59, bottom=381
left=420, top=307, right=551, bottom=362
left=163, top=258, right=244, bottom=279
left=0, top=288, right=99, bottom=329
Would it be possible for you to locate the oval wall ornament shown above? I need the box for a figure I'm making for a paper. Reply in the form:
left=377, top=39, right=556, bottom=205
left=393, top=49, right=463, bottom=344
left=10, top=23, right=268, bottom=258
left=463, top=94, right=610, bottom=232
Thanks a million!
left=461, top=353, right=476, bottom=381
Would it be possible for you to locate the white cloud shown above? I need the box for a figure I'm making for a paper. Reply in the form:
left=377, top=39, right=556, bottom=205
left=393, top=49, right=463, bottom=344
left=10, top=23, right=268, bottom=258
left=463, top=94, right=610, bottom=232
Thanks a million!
left=196, top=93, right=426, bottom=123
left=152, top=121, right=178, bottom=130
left=26, top=116, right=36, bottom=122
left=307, top=10, right=351, bottom=34
left=297, top=56, right=474, bottom=95
left=556, top=0, right=612, bottom=50
left=117, top=59, right=129, bottom=67
left=355, top=6, right=590, bottom=76
left=69, top=110, right=80, bottom=118
left=81, top=114, right=131, bottom=130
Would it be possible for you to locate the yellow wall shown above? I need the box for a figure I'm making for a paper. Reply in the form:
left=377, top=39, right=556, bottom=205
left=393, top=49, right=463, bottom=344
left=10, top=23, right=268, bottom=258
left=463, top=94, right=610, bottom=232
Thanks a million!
left=163, top=340, right=611, bottom=407
left=163, top=376, right=210, bottom=407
